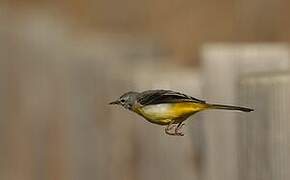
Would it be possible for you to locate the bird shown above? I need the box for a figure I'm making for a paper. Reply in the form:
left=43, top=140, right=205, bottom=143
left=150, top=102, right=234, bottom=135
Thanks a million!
left=109, top=90, right=254, bottom=136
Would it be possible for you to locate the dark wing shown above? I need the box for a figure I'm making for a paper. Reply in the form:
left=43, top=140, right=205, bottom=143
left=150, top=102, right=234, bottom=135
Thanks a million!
left=137, top=90, right=205, bottom=106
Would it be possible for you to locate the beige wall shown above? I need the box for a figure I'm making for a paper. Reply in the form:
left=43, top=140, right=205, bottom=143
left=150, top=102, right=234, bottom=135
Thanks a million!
left=1, top=1, right=290, bottom=180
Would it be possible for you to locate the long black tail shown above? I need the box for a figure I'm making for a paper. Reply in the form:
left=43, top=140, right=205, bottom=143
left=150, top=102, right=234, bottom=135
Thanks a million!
left=207, top=103, right=254, bottom=112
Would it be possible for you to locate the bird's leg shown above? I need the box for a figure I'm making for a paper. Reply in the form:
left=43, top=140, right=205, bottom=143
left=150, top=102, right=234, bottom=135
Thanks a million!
left=174, top=122, right=185, bottom=136
left=165, top=121, right=176, bottom=135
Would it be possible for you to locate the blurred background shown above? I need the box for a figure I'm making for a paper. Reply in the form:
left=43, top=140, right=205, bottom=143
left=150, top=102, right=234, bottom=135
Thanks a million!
left=1, top=0, right=290, bottom=180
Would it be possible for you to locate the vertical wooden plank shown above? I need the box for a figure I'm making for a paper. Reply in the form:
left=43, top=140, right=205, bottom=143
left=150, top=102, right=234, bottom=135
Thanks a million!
left=63, top=39, right=143, bottom=180
left=106, top=62, right=136, bottom=180
left=238, top=72, right=290, bottom=180
left=132, top=62, right=203, bottom=180
left=201, top=43, right=290, bottom=180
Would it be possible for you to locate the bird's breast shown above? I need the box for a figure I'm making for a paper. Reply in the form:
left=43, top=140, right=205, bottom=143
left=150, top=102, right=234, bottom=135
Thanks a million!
left=136, top=102, right=207, bottom=124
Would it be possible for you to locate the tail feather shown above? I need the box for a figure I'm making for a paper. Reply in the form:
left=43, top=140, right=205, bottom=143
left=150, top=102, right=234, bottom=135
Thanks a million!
left=208, top=103, right=254, bottom=112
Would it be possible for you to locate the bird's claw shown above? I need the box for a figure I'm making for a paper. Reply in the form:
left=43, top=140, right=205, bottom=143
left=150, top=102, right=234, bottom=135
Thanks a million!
left=175, top=123, right=185, bottom=136
left=167, top=124, right=176, bottom=131
left=165, top=123, right=185, bottom=136
left=165, top=124, right=176, bottom=135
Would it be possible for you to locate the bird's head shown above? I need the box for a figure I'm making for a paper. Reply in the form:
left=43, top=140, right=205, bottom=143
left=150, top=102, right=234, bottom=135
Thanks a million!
left=109, top=91, right=139, bottom=110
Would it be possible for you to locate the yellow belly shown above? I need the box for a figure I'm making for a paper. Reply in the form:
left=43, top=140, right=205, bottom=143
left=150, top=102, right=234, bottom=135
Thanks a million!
left=136, top=102, right=208, bottom=124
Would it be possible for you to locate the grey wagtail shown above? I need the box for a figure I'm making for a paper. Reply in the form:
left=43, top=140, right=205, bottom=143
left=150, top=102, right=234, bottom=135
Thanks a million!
left=109, top=90, right=253, bottom=136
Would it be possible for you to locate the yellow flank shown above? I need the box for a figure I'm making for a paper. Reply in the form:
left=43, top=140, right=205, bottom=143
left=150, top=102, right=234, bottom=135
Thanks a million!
left=170, top=102, right=208, bottom=117
left=135, top=102, right=208, bottom=124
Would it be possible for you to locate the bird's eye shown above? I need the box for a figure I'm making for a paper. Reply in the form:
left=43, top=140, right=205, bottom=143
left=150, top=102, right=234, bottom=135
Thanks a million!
left=120, top=99, right=125, bottom=103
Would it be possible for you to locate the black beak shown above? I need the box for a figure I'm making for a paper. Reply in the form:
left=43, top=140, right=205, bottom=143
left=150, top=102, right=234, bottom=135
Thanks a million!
left=109, top=100, right=120, bottom=105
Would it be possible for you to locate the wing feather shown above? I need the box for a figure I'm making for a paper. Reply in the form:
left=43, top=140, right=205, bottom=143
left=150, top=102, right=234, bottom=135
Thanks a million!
left=137, top=90, right=205, bottom=106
